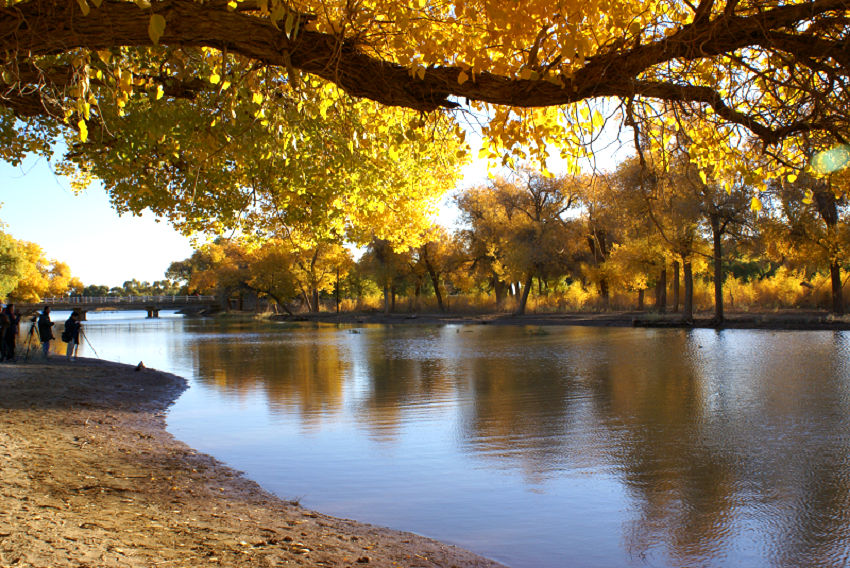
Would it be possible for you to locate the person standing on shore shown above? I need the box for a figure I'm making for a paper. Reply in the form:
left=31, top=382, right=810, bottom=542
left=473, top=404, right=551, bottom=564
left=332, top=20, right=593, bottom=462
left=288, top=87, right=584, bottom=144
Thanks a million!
left=0, top=307, right=9, bottom=362
left=63, top=311, right=81, bottom=360
left=2, top=304, right=21, bottom=362
left=37, top=306, right=55, bottom=359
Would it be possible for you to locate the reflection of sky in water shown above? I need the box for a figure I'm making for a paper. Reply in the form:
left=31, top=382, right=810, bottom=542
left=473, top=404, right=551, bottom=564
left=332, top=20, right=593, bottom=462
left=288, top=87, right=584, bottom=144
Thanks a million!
left=77, top=312, right=850, bottom=568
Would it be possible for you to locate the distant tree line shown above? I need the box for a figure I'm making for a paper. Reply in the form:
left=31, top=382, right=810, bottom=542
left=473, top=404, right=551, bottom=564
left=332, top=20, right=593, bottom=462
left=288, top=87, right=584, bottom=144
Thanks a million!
left=80, top=279, right=183, bottom=298
left=165, top=145, right=850, bottom=323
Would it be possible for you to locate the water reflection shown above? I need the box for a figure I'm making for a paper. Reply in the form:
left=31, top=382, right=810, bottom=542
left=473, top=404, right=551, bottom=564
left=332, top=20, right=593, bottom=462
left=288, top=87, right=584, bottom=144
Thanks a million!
left=80, top=315, right=850, bottom=567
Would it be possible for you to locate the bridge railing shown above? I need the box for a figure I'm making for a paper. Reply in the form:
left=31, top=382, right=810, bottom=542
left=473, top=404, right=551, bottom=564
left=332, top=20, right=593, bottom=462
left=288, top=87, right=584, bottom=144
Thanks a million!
left=40, top=295, right=217, bottom=305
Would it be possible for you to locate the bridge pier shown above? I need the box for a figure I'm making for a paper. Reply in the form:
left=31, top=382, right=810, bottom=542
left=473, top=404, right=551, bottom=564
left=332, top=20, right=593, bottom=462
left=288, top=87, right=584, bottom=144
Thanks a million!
left=146, top=307, right=159, bottom=318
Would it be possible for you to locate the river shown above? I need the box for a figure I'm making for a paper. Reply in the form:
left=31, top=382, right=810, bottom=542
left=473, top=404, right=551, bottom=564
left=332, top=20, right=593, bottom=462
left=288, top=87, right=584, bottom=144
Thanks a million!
left=58, top=310, right=850, bottom=567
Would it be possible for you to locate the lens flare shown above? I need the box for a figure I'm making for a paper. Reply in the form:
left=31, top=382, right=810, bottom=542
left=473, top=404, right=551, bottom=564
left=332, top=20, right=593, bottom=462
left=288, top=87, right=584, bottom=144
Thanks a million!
left=813, top=145, right=850, bottom=174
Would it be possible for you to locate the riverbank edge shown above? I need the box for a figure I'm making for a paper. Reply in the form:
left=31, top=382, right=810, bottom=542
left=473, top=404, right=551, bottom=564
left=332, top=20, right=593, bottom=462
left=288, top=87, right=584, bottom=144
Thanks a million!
left=264, top=310, right=850, bottom=331
left=0, top=357, right=505, bottom=568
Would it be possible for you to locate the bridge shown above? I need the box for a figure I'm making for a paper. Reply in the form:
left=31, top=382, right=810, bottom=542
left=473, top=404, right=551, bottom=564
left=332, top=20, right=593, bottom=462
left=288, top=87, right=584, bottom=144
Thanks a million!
left=18, top=295, right=219, bottom=319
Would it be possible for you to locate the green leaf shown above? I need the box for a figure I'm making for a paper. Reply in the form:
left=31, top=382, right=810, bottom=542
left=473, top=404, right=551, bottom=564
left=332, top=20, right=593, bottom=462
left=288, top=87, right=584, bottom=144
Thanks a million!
left=148, top=14, right=167, bottom=45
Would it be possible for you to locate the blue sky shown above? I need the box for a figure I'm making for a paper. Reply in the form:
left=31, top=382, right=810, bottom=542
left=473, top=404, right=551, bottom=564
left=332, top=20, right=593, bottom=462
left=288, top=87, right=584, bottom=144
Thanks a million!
left=0, top=156, right=194, bottom=287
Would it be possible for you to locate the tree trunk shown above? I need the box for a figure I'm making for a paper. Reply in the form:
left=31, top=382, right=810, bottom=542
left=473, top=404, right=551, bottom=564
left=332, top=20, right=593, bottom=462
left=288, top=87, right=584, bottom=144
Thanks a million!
left=517, top=273, right=534, bottom=315
left=268, top=293, right=294, bottom=315
left=587, top=230, right=610, bottom=309
left=830, top=260, right=844, bottom=315
left=637, top=288, right=645, bottom=311
left=655, top=266, right=667, bottom=313
left=424, top=260, right=445, bottom=312
left=383, top=282, right=391, bottom=314
left=335, top=267, right=340, bottom=314
left=311, top=287, right=320, bottom=313
left=710, top=213, right=724, bottom=325
left=672, top=260, right=680, bottom=313
left=683, top=259, right=694, bottom=323
left=493, top=278, right=507, bottom=310
left=815, top=187, right=843, bottom=315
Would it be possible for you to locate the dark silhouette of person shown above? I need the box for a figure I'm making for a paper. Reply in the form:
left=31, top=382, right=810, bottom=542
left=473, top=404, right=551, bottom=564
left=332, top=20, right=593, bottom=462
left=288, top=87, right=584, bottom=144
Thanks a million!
left=64, top=311, right=82, bottom=360
left=2, top=304, right=21, bottom=362
left=38, top=306, right=55, bottom=359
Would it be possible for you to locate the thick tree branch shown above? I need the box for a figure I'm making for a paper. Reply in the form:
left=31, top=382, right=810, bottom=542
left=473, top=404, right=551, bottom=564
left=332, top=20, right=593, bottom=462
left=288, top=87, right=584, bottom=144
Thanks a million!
left=0, top=0, right=848, bottom=143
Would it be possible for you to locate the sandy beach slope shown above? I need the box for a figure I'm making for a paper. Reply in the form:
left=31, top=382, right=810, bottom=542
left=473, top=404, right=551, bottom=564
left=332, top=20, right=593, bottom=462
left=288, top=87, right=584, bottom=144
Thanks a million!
left=0, top=358, right=504, bottom=568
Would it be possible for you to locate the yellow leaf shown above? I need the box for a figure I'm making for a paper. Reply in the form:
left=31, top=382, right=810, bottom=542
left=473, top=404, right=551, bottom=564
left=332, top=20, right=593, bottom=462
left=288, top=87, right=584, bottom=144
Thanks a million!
left=156, top=84, right=164, bottom=100
left=787, top=173, right=798, bottom=183
left=148, top=14, right=166, bottom=45
left=209, top=73, right=221, bottom=84
left=750, top=196, right=762, bottom=212
left=227, top=0, right=238, bottom=9
left=76, top=0, right=90, bottom=16
left=78, top=120, right=88, bottom=143
left=457, top=70, right=469, bottom=85
left=252, top=92, right=264, bottom=104
left=416, top=67, right=426, bottom=80
left=699, top=170, right=708, bottom=185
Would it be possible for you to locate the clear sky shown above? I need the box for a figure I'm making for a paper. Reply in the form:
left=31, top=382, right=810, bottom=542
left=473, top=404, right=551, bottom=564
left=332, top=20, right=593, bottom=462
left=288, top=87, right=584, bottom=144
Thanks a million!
left=0, top=156, right=194, bottom=287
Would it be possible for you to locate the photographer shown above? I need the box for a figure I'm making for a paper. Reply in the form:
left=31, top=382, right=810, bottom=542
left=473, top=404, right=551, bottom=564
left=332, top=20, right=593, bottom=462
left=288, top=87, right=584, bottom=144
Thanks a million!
left=1, top=304, right=20, bottom=362
left=37, top=306, right=55, bottom=359
left=62, top=311, right=81, bottom=360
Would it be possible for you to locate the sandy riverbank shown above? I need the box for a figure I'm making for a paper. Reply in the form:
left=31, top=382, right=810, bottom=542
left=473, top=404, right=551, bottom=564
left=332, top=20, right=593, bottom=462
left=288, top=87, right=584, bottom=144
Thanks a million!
left=0, top=358, right=503, bottom=568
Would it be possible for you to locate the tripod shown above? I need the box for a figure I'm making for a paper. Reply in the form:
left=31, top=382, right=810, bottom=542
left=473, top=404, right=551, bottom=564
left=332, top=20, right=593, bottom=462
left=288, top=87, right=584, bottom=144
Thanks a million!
left=80, top=326, right=99, bottom=359
left=23, top=318, right=39, bottom=361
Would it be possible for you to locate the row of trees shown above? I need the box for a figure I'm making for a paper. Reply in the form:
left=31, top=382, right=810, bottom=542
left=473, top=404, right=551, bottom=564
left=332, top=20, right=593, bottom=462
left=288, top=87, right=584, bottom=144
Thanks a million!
left=80, top=279, right=184, bottom=297
left=165, top=147, right=850, bottom=323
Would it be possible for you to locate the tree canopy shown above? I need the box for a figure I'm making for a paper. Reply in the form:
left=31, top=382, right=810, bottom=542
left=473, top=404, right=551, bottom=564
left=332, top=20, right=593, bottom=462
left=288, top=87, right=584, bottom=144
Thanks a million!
left=2, top=1, right=849, bottom=174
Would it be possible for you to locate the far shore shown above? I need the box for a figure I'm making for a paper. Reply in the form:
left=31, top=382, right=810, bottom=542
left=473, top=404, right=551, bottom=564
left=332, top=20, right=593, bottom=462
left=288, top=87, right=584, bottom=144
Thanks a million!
left=264, top=309, right=850, bottom=331
left=0, top=358, right=504, bottom=568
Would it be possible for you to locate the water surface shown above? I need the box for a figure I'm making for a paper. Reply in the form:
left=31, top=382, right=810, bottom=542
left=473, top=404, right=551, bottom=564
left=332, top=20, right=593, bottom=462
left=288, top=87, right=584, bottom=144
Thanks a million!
left=74, top=312, right=850, bottom=567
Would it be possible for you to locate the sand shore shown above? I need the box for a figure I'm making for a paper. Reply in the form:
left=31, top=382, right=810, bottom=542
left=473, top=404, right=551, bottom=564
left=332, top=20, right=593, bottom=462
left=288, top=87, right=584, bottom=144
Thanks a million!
left=0, top=358, right=503, bottom=568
